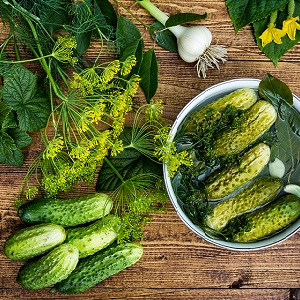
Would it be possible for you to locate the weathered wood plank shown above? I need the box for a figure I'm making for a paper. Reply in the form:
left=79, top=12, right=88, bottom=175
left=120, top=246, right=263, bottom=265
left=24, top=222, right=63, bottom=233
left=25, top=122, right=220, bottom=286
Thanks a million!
left=0, top=287, right=293, bottom=300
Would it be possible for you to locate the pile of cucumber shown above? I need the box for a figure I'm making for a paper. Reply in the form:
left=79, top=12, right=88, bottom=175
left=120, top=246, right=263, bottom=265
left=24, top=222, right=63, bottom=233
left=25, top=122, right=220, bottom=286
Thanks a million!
left=4, top=193, right=143, bottom=294
left=179, top=88, right=300, bottom=242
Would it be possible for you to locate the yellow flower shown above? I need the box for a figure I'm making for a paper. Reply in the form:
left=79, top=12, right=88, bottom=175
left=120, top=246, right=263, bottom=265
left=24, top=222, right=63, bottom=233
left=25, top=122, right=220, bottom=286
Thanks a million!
left=100, top=60, right=121, bottom=84
left=259, top=23, right=286, bottom=47
left=52, top=35, right=78, bottom=64
left=120, top=55, right=137, bottom=76
left=43, top=136, right=64, bottom=159
left=282, top=16, right=300, bottom=40
left=70, top=145, right=90, bottom=160
left=145, top=99, right=164, bottom=122
left=110, top=139, right=124, bottom=156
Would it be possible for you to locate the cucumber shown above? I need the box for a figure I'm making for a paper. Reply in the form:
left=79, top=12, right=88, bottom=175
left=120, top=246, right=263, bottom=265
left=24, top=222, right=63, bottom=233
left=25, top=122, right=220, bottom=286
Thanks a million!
left=17, top=243, right=79, bottom=290
left=205, top=176, right=283, bottom=231
left=4, top=223, right=66, bottom=260
left=65, top=214, right=121, bottom=258
left=18, top=192, right=113, bottom=227
left=51, top=242, right=143, bottom=294
left=230, top=194, right=300, bottom=242
left=205, top=143, right=271, bottom=200
left=211, top=100, right=277, bottom=157
left=182, top=88, right=258, bottom=133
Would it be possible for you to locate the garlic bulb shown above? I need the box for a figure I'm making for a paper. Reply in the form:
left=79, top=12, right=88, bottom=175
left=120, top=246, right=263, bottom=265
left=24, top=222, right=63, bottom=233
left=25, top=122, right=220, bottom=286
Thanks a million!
left=284, top=184, right=300, bottom=197
left=137, top=0, right=227, bottom=77
left=268, top=158, right=285, bottom=178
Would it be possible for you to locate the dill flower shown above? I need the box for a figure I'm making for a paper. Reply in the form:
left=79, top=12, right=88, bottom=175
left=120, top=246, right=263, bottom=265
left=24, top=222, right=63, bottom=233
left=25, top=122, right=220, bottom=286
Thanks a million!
left=120, top=55, right=137, bottom=76
left=91, top=130, right=111, bottom=147
left=100, top=60, right=121, bottom=83
left=259, top=11, right=285, bottom=47
left=110, top=139, right=124, bottom=157
left=125, top=74, right=141, bottom=97
left=70, top=67, right=103, bottom=96
left=154, top=128, right=193, bottom=177
left=43, top=136, right=64, bottom=159
left=110, top=93, right=132, bottom=118
left=84, top=103, right=106, bottom=124
left=52, top=35, right=78, bottom=64
left=144, top=99, right=164, bottom=123
left=70, top=145, right=90, bottom=160
left=25, top=186, right=39, bottom=200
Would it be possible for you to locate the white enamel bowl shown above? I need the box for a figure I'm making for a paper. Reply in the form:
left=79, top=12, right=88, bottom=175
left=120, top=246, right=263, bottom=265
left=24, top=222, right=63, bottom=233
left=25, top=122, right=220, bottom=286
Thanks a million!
left=163, top=78, right=300, bottom=251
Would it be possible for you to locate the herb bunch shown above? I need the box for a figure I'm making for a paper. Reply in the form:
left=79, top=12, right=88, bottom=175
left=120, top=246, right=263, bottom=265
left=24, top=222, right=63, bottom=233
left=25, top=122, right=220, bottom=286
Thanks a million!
left=0, top=0, right=194, bottom=242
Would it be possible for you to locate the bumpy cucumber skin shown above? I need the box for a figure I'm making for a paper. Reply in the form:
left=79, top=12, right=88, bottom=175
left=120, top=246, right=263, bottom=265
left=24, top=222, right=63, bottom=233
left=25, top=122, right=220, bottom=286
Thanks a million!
left=233, top=194, right=300, bottom=242
left=182, top=88, right=258, bottom=132
left=206, top=143, right=271, bottom=200
left=4, top=223, right=66, bottom=261
left=51, top=242, right=143, bottom=294
left=18, top=193, right=113, bottom=227
left=211, top=100, right=277, bottom=157
left=206, top=176, right=283, bottom=231
left=17, top=243, right=79, bottom=290
left=65, top=215, right=121, bottom=258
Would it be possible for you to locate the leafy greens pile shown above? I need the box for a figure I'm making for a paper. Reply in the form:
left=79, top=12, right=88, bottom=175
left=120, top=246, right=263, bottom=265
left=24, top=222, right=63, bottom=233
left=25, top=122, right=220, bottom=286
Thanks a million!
left=226, top=0, right=300, bottom=65
left=0, top=0, right=195, bottom=243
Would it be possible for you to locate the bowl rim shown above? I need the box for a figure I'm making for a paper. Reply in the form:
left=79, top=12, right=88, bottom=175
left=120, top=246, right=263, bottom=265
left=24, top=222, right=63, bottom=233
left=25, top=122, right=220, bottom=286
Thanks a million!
left=163, top=78, right=300, bottom=251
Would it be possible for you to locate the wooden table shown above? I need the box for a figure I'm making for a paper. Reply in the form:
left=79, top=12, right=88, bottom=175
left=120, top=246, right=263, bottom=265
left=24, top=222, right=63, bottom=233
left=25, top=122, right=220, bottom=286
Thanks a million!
left=1, top=1, right=300, bottom=299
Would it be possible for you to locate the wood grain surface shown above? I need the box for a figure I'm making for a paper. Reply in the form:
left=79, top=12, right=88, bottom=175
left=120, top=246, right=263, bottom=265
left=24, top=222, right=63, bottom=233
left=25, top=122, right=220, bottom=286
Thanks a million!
left=1, top=1, right=300, bottom=299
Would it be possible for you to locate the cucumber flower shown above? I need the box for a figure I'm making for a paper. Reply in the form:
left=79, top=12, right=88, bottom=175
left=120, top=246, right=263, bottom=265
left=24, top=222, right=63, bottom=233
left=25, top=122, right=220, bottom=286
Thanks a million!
left=259, top=11, right=286, bottom=47
left=282, top=16, right=300, bottom=40
left=282, top=1, right=300, bottom=40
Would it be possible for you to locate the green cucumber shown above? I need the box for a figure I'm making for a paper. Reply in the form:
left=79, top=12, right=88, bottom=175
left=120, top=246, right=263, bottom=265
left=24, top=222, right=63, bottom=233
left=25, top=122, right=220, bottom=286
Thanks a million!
left=229, top=194, right=300, bottom=242
left=4, top=223, right=66, bottom=260
left=65, top=214, right=121, bottom=258
left=206, top=143, right=271, bottom=200
left=17, top=243, right=79, bottom=290
left=18, top=192, right=113, bottom=227
left=51, top=242, right=143, bottom=294
left=211, top=100, right=277, bottom=157
left=206, top=176, right=283, bottom=231
left=182, top=88, right=258, bottom=133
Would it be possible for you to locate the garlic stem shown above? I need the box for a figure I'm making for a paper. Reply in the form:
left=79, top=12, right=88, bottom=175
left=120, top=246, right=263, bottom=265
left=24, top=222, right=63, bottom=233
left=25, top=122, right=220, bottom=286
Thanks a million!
left=137, top=0, right=185, bottom=37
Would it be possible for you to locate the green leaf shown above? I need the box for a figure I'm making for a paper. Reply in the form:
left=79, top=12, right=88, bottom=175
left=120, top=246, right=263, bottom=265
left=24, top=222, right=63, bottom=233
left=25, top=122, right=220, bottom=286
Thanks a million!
left=253, top=1, right=300, bottom=65
left=150, top=22, right=178, bottom=52
left=116, top=16, right=142, bottom=55
left=7, top=128, right=32, bottom=149
left=259, top=73, right=300, bottom=185
left=274, top=102, right=300, bottom=184
left=96, top=127, right=162, bottom=191
left=0, top=100, right=11, bottom=128
left=120, top=39, right=144, bottom=75
left=2, top=110, right=18, bottom=130
left=3, top=65, right=36, bottom=108
left=0, top=131, right=16, bottom=156
left=0, top=148, right=24, bottom=167
left=2, top=65, right=51, bottom=132
left=139, top=48, right=158, bottom=103
left=225, top=0, right=289, bottom=32
left=73, top=1, right=93, bottom=55
left=94, top=0, right=117, bottom=39
left=165, top=12, right=208, bottom=27
left=258, top=73, right=293, bottom=109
